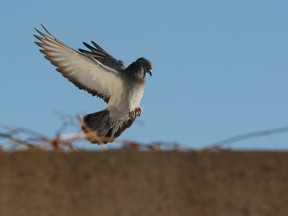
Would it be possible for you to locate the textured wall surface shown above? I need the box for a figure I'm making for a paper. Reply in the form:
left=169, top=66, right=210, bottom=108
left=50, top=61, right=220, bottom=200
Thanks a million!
left=0, top=151, right=287, bottom=216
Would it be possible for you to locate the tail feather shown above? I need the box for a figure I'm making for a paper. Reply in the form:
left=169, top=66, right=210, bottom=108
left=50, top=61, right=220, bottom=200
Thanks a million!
left=81, top=110, right=136, bottom=144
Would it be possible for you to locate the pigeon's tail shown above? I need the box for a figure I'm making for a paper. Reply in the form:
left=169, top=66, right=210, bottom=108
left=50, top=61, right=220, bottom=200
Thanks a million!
left=81, top=110, right=135, bottom=144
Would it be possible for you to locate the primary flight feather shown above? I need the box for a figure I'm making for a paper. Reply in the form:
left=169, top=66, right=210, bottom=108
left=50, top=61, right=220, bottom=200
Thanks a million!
left=34, top=25, right=152, bottom=144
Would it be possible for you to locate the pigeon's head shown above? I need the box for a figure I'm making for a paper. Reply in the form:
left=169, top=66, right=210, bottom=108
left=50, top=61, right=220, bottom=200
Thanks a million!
left=136, top=57, right=152, bottom=77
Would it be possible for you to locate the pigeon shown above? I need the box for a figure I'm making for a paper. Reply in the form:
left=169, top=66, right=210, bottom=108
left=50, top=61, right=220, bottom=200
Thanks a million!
left=34, top=25, right=152, bottom=144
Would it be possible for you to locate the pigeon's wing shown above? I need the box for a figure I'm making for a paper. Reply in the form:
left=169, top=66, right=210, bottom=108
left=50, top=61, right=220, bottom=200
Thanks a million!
left=79, top=41, right=126, bottom=72
left=34, top=25, right=123, bottom=103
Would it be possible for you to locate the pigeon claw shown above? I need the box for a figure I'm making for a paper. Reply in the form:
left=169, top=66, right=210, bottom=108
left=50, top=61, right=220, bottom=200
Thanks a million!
left=129, top=107, right=142, bottom=118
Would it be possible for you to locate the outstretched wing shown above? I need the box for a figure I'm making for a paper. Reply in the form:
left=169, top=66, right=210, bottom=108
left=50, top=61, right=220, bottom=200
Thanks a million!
left=79, top=41, right=126, bottom=72
left=34, top=25, right=122, bottom=103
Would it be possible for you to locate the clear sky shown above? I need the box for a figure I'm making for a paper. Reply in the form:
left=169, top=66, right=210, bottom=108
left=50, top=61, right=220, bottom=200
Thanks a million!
left=1, top=0, right=288, bottom=150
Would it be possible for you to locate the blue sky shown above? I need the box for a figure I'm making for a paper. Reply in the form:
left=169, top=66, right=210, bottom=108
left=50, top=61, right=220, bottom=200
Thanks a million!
left=1, top=0, right=288, bottom=150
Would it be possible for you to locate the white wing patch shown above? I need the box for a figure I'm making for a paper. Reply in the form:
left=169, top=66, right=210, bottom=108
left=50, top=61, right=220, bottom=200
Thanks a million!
left=34, top=26, right=123, bottom=103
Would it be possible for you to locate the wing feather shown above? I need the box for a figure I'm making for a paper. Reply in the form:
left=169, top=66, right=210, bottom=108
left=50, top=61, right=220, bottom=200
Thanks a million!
left=78, top=41, right=126, bottom=72
left=34, top=25, right=123, bottom=103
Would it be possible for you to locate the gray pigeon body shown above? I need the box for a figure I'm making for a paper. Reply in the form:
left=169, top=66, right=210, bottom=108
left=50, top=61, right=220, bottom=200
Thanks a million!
left=34, top=25, right=152, bottom=144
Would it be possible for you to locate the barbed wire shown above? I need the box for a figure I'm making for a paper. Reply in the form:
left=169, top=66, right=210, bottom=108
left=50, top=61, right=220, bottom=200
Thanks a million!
left=0, top=116, right=288, bottom=151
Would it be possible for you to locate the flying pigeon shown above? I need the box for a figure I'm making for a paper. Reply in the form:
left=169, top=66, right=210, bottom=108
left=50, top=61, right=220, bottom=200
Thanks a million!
left=34, top=25, right=152, bottom=144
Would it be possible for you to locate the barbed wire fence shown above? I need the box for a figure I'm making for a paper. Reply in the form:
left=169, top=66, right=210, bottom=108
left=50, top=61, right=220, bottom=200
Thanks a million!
left=0, top=115, right=288, bottom=151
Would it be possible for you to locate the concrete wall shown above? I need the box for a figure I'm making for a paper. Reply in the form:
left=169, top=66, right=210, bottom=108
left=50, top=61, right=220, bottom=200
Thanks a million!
left=0, top=151, right=287, bottom=216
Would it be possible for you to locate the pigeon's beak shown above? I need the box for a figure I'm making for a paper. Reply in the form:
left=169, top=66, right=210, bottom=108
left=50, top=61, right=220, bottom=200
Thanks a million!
left=147, top=69, right=152, bottom=76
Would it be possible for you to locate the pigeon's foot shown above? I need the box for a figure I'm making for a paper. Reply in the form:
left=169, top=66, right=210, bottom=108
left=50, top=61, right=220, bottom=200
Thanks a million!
left=129, top=107, right=142, bottom=118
